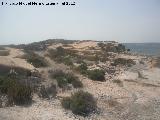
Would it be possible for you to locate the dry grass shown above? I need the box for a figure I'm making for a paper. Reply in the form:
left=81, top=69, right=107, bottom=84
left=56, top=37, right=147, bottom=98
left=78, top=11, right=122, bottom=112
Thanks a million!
left=0, top=50, right=10, bottom=56
left=153, top=57, right=160, bottom=68
left=0, top=47, right=6, bottom=50
left=113, top=79, right=123, bottom=87
left=106, top=99, right=119, bottom=107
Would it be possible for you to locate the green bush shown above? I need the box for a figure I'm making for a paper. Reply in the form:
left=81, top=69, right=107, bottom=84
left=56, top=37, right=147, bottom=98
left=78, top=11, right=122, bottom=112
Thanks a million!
left=47, top=47, right=65, bottom=60
left=0, top=64, right=31, bottom=78
left=113, top=79, right=123, bottom=87
left=25, top=51, right=48, bottom=68
left=154, top=57, right=160, bottom=68
left=61, top=91, right=97, bottom=116
left=9, top=84, right=32, bottom=105
left=0, top=76, right=32, bottom=105
left=56, top=77, right=68, bottom=88
left=50, top=70, right=83, bottom=88
left=0, top=47, right=5, bottom=50
left=77, top=62, right=88, bottom=75
left=71, top=79, right=83, bottom=88
left=63, top=56, right=73, bottom=66
left=112, top=58, right=135, bottom=67
left=50, top=70, right=67, bottom=88
left=50, top=70, right=66, bottom=79
left=0, top=50, right=10, bottom=56
left=66, top=73, right=83, bottom=88
left=115, top=44, right=126, bottom=53
left=56, top=46, right=65, bottom=56
left=48, top=47, right=75, bottom=66
left=0, top=76, right=14, bottom=94
left=98, top=42, right=126, bottom=53
left=61, top=97, right=71, bottom=109
left=88, top=69, right=105, bottom=81
left=84, top=55, right=99, bottom=61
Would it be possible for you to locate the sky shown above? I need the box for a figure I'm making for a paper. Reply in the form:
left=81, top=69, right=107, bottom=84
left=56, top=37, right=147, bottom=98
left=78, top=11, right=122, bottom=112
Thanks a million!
left=0, top=0, right=160, bottom=44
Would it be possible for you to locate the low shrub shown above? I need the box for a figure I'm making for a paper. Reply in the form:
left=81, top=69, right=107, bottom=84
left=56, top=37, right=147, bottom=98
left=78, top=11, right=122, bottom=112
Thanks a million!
left=77, top=62, right=88, bottom=75
left=50, top=69, right=66, bottom=79
left=0, top=47, right=5, bottom=50
left=75, top=59, right=84, bottom=64
left=0, top=76, right=13, bottom=94
left=56, top=77, right=68, bottom=88
left=38, top=84, right=57, bottom=99
left=88, top=69, right=105, bottom=81
left=0, top=76, right=32, bottom=105
left=66, top=73, right=83, bottom=88
left=0, top=50, right=10, bottom=56
left=113, top=79, right=123, bottom=87
left=50, top=70, right=83, bottom=88
left=112, top=58, right=135, bottom=67
left=61, top=91, right=97, bottom=116
left=98, top=42, right=126, bottom=53
left=107, top=99, right=119, bottom=107
left=9, top=84, right=32, bottom=105
left=71, top=79, right=83, bottom=88
left=0, top=64, right=31, bottom=79
left=154, top=57, right=160, bottom=68
left=84, top=55, right=99, bottom=61
left=25, top=51, right=48, bottom=68
left=63, top=56, right=73, bottom=66
left=61, top=97, right=71, bottom=109
left=50, top=70, right=68, bottom=88
left=47, top=47, right=65, bottom=60
left=47, top=47, right=75, bottom=66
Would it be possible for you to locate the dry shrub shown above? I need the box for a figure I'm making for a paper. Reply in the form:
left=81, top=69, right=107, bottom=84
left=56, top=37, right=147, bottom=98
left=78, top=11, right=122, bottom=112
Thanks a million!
left=0, top=76, right=32, bottom=105
left=50, top=70, right=83, bottom=88
left=113, top=79, right=123, bottom=87
left=112, top=58, right=135, bottom=67
left=0, top=50, right=10, bottom=56
left=107, top=99, right=119, bottom=107
left=24, top=51, right=48, bottom=68
left=88, top=69, right=105, bottom=81
left=61, top=91, right=97, bottom=116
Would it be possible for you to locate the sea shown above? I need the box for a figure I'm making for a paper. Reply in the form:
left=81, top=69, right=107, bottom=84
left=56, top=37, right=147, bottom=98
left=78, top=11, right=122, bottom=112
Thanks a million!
left=123, top=43, right=160, bottom=57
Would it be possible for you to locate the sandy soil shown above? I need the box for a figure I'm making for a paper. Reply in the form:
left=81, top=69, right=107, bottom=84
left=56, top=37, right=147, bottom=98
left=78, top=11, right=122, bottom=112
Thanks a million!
left=0, top=48, right=34, bottom=70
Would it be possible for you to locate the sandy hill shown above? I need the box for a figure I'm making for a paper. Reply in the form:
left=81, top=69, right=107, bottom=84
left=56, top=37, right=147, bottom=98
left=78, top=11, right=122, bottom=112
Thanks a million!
left=0, top=40, right=160, bottom=120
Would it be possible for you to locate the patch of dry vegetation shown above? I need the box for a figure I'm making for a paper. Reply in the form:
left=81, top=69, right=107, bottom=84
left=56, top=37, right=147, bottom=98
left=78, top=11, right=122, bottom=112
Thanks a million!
left=154, top=57, right=160, bottom=68
left=50, top=70, right=83, bottom=89
left=0, top=65, right=34, bottom=106
left=113, top=79, right=123, bottom=87
left=98, top=42, right=126, bottom=53
left=106, top=98, right=119, bottom=107
left=24, top=51, right=48, bottom=68
left=0, top=50, right=10, bottom=56
left=87, top=69, right=105, bottom=81
left=112, top=58, right=135, bottom=67
left=0, top=47, right=6, bottom=50
left=47, top=47, right=76, bottom=66
left=0, top=64, right=31, bottom=77
left=61, top=91, right=97, bottom=116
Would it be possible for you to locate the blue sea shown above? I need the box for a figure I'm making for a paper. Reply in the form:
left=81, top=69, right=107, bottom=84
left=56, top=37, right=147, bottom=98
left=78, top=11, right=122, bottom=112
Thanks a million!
left=123, top=43, right=160, bottom=56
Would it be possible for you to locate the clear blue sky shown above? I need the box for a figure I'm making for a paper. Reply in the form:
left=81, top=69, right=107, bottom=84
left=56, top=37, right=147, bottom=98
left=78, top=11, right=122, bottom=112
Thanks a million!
left=0, top=0, right=160, bottom=44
